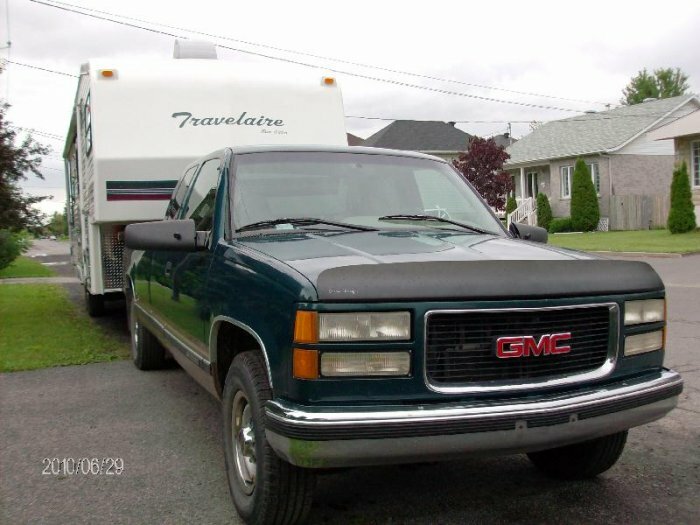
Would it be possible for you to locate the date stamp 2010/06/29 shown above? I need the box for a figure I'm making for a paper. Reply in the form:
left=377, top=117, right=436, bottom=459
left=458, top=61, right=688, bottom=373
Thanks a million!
left=42, top=457, right=124, bottom=476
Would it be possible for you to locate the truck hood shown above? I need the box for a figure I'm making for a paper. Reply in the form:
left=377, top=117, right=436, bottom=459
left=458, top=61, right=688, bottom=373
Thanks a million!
left=236, top=230, right=663, bottom=301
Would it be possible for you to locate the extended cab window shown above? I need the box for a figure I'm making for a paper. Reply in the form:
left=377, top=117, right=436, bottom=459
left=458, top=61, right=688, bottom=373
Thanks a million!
left=165, top=165, right=198, bottom=219
left=183, top=158, right=222, bottom=231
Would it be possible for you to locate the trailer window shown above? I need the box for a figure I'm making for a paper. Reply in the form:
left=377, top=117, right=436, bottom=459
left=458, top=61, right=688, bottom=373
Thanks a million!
left=183, top=158, right=222, bottom=231
left=82, top=93, right=93, bottom=155
left=166, top=165, right=198, bottom=219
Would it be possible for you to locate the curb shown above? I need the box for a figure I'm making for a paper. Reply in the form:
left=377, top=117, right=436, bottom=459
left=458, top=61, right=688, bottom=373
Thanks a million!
left=589, top=251, right=698, bottom=259
left=0, top=277, right=81, bottom=285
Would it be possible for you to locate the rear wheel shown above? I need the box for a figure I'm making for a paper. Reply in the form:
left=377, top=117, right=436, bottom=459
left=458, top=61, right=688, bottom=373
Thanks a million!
left=85, top=288, right=105, bottom=317
left=128, top=296, right=165, bottom=370
left=223, top=351, right=315, bottom=524
left=527, top=431, right=628, bottom=479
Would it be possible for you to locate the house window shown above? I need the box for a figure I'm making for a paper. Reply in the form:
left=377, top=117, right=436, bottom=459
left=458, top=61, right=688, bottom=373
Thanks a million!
left=560, top=163, right=600, bottom=198
left=692, top=141, right=700, bottom=188
left=82, top=93, right=93, bottom=155
left=590, top=163, right=601, bottom=194
left=526, top=172, right=539, bottom=198
left=560, top=166, right=573, bottom=198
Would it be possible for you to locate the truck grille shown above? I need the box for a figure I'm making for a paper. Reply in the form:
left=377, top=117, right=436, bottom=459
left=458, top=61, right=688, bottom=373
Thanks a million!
left=425, top=306, right=613, bottom=387
left=101, top=226, right=125, bottom=290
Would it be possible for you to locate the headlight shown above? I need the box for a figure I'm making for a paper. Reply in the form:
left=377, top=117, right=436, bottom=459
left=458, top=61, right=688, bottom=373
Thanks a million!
left=624, top=299, right=665, bottom=325
left=294, top=311, right=411, bottom=342
left=625, top=330, right=663, bottom=356
left=321, top=352, right=411, bottom=377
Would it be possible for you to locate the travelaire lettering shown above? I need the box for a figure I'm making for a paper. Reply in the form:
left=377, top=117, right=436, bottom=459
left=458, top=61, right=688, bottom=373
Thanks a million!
left=496, top=333, right=572, bottom=359
left=171, top=111, right=285, bottom=129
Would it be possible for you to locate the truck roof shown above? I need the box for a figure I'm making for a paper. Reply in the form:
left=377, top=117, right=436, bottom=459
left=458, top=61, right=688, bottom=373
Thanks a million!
left=204, top=145, right=449, bottom=163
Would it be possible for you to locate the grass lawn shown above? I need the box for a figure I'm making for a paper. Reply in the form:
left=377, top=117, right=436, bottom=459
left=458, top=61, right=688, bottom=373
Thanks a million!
left=0, top=256, right=56, bottom=278
left=0, top=284, right=129, bottom=372
left=548, top=229, right=700, bottom=254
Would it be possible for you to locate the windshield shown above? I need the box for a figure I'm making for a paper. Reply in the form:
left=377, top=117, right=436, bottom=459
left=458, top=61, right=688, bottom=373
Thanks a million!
left=231, top=152, right=505, bottom=235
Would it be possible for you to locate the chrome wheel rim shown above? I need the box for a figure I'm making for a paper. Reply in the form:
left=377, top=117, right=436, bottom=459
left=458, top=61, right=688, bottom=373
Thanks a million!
left=232, top=391, right=256, bottom=495
left=131, top=314, right=139, bottom=360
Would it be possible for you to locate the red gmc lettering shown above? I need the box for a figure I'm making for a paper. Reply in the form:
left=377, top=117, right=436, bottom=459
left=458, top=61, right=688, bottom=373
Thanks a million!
left=496, top=333, right=572, bottom=359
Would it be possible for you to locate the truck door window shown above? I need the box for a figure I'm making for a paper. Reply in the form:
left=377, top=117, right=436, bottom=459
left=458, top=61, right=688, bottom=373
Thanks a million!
left=166, top=165, right=198, bottom=219
left=184, top=158, right=222, bottom=231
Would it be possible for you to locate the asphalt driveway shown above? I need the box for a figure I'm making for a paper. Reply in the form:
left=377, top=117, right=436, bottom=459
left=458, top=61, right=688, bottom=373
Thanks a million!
left=1, top=250, right=698, bottom=524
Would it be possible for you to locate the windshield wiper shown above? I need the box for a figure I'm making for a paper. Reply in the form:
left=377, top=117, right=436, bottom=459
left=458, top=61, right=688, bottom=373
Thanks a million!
left=377, top=214, right=492, bottom=234
left=236, top=217, right=378, bottom=233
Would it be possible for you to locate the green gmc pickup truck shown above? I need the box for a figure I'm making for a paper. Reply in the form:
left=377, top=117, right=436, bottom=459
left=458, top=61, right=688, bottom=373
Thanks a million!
left=124, top=145, right=683, bottom=525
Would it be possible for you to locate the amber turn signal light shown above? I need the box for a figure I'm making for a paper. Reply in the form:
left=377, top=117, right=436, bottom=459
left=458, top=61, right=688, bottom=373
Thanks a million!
left=294, top=311, right=318, bottom=343
left=293, top=348, right=319, bottom=379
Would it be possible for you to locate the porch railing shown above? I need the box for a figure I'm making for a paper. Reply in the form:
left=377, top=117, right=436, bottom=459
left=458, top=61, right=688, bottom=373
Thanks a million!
left=507, top=196, right=537, bottom=227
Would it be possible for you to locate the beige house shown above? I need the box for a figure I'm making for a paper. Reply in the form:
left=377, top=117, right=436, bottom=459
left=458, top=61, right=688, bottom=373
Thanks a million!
left=648, top=109, right=700, bottom=225
left=504, top=95, right=700, bottom=228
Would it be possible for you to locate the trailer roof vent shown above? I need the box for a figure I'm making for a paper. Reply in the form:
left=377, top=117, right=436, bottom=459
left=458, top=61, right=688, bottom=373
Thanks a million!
left=173, top=40, right=217, bottom=59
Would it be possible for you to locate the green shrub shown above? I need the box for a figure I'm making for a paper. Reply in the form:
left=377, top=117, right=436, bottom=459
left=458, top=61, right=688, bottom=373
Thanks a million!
left=536, top=193, right=553, bottom=231
left=570, top=159, right=600, bottom=231
left=0, top=230, right=24, bottom=271
left=505, top=196, right=517, bottom=217
left=667, top=161, right=696, bottom=234
left=548, top=217, right=573, bottom=233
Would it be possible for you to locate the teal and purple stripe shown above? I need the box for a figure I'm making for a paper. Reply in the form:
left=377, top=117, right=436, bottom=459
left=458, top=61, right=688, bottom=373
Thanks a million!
left=106, top=180, right=178, bottom=201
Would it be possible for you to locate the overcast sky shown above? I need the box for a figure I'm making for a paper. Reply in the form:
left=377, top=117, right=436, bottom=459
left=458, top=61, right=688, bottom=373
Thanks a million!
left=2, top=0, right=700, bottom=216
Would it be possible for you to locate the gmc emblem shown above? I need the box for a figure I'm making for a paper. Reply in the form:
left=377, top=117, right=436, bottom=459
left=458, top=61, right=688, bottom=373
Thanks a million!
left=496, top=333, right=572, bottom=359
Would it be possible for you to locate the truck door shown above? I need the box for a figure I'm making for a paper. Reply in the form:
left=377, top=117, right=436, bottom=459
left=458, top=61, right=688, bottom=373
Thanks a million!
left=149, top=157, right=224, bottom=359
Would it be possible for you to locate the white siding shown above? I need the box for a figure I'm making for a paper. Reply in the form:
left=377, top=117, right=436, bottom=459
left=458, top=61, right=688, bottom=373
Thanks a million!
left=616, top=134, right=675, bottom=155
left=617, top=101, right=700, bottom=156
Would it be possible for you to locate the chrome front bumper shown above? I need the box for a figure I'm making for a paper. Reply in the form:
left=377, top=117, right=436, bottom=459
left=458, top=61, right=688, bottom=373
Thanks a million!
left=265, top=369, right=682, bottom=468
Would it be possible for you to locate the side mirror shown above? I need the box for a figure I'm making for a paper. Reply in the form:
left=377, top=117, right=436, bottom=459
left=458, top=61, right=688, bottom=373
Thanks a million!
left=125, top=219, right=201, bottom=251
left=509, top=222, right=548, bottom=244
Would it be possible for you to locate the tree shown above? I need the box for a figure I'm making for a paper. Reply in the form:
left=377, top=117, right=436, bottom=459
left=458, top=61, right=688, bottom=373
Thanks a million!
left=452, top=137, right=514, bottom=211
left=570, top=159, right=600, bottom=231
left=0, top=67, right=50, bottom=268
left=46, top=212, right=68, bottom=237
left=1, top=106, right=50, bottom=231
left=621, top=67, right=690, bottom=105
left=667, top=162, right=696, bottom=234
left=536, top=193, right=553, bottom=231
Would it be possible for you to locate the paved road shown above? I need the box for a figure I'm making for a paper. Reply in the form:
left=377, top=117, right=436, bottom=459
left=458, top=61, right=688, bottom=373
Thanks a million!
left=1, top=249, right=698, bottom=524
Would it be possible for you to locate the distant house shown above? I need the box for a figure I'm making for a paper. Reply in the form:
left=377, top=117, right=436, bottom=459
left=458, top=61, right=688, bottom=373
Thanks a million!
left=504, top=95, right=700, bottom=228
left=362, top=120, right=472, bottom=162
left=648, top=108, right=700, bottom=225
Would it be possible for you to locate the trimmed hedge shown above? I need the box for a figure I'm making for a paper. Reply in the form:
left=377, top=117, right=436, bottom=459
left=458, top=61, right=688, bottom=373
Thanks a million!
left=570, top=159, right=600, bottom=231
left=536, top=193, right=553, bottom=231
left=667, top=161, right=696, bottom=234
left=548, top=217, right=573, bottom=233
left=505, top=196, right=517, bottom=216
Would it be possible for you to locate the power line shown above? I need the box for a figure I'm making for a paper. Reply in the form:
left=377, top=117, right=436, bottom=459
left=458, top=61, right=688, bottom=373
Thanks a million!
left=41, top=0, right=614, bottom=108
left=1, top=58, right=78, bottom=77
left=10, top=125, right=64, bottom=140
left=28, top=0, right=582, bottom=113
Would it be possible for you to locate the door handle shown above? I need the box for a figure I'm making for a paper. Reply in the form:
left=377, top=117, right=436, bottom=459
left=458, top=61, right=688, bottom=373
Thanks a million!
left=164, top=261, right=173, bottom=277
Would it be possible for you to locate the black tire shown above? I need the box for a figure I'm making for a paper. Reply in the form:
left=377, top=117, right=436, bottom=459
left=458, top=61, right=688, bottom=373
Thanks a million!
left=223, top=351, right=315, bottom=525
left=85, top=288, right=105, bottom=317
left=527, top=431, right=628, bottom=480
left=128, top=297, right=165, bottom=370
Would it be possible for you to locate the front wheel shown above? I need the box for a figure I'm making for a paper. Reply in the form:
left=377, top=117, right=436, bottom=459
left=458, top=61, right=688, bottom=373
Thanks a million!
left=223, top=351, right=315, bottom=524
left=527, top=431, right=628, bottom=480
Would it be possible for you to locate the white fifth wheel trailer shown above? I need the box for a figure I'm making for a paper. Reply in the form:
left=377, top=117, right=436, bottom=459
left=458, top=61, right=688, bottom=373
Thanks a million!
left=63, top=41, right=348, bottom=315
